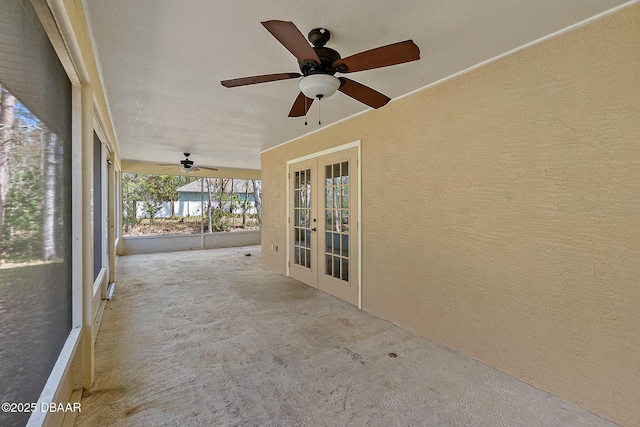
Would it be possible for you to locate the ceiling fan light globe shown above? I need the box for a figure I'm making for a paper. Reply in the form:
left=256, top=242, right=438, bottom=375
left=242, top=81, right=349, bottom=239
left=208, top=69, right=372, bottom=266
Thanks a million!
left=299, top=74, right=340, bottom=99
left=180, top=165, right=200, bottom=173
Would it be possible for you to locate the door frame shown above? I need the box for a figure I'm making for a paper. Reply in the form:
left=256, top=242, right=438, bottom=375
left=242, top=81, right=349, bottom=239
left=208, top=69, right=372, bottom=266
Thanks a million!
left=285, top=140, right=362, bottom=309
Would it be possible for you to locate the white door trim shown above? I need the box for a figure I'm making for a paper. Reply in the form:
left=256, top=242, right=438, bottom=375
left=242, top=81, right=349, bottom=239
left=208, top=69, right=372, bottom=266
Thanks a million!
left=285, top=140, right=362, bottom=309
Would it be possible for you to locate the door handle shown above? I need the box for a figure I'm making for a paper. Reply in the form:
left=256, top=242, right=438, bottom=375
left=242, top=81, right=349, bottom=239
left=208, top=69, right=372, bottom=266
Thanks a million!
left=311, top=227, right=317, bottom=232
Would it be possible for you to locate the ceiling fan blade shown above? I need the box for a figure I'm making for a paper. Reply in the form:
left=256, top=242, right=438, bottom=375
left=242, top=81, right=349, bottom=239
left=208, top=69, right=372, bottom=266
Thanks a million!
left=221, top=72, right=301, bottom=88
left=198, top=166, right=219, bottom=171
left=338, top=77, right=390, bottom=109
left=333, top=40, right=420, bottom=73
left=288, top=92, right=314, bottom=117
left=261, top=20, right=321, bottom=65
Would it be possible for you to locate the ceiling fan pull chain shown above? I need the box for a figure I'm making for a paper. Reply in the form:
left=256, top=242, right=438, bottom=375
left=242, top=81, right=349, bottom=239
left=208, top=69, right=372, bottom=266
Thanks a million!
left=304, top=96, right=308, bottom=126
left=318, top=97, right=321, bottom=126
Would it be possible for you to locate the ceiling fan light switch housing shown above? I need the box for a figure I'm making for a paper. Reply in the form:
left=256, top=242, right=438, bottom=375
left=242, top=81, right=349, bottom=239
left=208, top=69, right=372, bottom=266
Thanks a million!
left=299, top=74, right=340, bottom=99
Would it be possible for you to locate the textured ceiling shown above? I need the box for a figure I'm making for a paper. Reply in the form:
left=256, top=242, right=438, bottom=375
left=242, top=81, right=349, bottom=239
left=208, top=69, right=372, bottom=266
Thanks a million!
left=83, top=0, right=628, bottom=173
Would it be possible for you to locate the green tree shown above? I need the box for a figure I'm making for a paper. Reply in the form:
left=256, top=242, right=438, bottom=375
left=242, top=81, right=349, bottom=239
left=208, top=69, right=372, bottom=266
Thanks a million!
left=0, top=85, right=16, bottom=258
left=252, top=179, right=262, bottom=227
left=0, top=95, right=47, bottom=262
left=122, top=173, right=189, bottom=228
left=122, top=172, right=142, bottom=231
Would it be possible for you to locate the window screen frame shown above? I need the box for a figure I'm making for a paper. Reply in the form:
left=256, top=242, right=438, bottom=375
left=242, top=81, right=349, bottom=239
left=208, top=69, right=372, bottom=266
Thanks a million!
left=7, top=0, right=93, bottom=425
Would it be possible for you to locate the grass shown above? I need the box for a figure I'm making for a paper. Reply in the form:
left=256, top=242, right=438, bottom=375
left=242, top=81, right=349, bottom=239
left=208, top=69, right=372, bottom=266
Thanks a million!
left=124, top=215, right=260, bottom=237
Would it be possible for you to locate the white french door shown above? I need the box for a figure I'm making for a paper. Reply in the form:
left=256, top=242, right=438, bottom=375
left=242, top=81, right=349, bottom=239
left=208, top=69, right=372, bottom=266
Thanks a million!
left=289, top=147, right=359, bottom=306
left=289, top=158, right=317, bottom=287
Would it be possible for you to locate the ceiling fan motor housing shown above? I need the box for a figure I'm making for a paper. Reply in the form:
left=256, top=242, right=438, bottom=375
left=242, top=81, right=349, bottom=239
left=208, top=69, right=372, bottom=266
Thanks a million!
left=298, top=28, right=341, bottom=76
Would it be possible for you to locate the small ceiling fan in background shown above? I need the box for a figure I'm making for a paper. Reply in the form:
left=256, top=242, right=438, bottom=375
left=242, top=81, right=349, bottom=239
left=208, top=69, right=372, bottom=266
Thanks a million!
left=158, top=153, right=218, bottom=174
left=221, top=20, right=420, bottom=120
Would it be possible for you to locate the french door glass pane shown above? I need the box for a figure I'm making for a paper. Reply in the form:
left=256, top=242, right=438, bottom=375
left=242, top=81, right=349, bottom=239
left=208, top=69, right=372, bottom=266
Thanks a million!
left=325, top=254, right=332, bottom=275
left=342, top=235, right=349, bottom=257
left=341, top=162, right=348, bottom=179
left=341, top=258, right=349, bottom=281
left=293, top=168, right=312, bottom=269
left=341, top=186, right=349, bottom=207
left=324, top=160, right=350, bottom=282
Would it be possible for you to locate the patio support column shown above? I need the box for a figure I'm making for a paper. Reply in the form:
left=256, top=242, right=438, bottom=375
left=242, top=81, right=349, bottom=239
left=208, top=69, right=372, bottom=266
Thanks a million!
left=116, top=171, right=123, bottom=255
left=200, top=177, right=204, bottom=247
left=81, top=82, right=95, bottom=388
left=107, top=154, right=116, bottom=284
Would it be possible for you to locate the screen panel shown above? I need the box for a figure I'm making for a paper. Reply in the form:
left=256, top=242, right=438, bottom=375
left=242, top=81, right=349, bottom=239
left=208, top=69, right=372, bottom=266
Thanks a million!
left=0, top=1, right=72, bottom=426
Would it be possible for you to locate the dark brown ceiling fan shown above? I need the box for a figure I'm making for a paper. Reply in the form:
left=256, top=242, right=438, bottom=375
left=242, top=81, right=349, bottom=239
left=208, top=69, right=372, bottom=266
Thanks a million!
left=221, top=21, right=420, bottom=118
left=158, top=153, right=219, bottom=174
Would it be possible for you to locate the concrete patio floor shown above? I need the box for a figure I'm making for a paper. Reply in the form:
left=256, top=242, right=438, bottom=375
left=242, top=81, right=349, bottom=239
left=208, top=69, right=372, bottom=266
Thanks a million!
left=75, top=246, right=617, bottom=426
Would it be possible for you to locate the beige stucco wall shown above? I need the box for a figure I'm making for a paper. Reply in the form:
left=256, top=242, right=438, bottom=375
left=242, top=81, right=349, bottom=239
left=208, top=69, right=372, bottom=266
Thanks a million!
left=261, top=5, right=640, bottom=426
